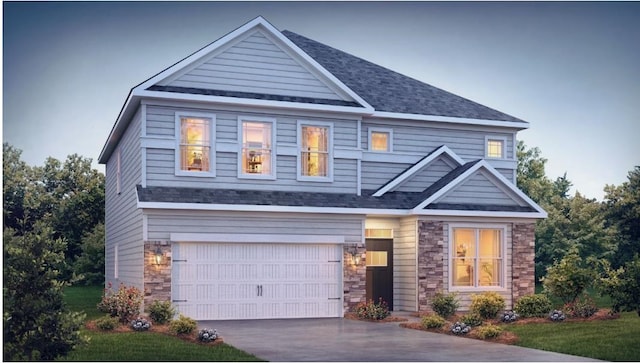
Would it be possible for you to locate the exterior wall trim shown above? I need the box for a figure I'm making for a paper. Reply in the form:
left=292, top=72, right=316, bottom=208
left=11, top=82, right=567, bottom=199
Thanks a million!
left=169, top=233, right=345, bottom=244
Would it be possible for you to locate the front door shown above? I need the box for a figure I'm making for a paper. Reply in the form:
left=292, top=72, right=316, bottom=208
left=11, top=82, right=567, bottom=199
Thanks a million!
left=365, top=239, right=393, bottom=310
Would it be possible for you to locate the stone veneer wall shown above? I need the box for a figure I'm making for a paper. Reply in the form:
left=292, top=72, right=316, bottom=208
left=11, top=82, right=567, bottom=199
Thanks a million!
left=511, top=223, right=536, bottom=303
left=143, top=242, right=172, bottom=310
left=343, top=245, right=366, bottom=312
left=417, top=221, right=445, bottom=312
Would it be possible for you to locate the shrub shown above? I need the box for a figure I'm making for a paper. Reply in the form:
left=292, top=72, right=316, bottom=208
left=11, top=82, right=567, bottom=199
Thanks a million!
left=599, top=255, right=640, bottom=316
left=500, top=310, right=518, bottom=323
left=95, top=315, right=120, bottom=331
left=460, top=312, right=483, bottom=327
left=168, top=315, right=197, bottom=335
left=514, top=294, right=553, bottom=318
left=148, top=300, right=176, bottom=324
left=198, top=328, right=218, bottom=343
left=421, top=315, right=447, bottom=329
left=354, top=298, right=390, bottom=320
left=549, top=310, right=566, bottom=322
left=564, top=293, right=598, bottom=318
left=130, top=317, right=152, bottom=332
left=450, top=321, right=470, bottom=335
left=541, top=246, right=595, bottom=304
left=469, top=292, right=505, bottom=320
left=97, top=283, right=143, bottom=323
left=429, top=292, right=459, bottom=319
left=475, top=324, right=503, bottom=339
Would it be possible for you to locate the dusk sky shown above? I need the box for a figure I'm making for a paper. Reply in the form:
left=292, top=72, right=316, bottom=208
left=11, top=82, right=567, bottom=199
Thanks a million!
left=3, top=2, right=639, bottom=200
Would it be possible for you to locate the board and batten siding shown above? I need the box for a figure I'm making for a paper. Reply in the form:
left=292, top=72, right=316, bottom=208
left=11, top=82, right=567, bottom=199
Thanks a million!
left=394, top=218, right=418, bottom=311
left=438, top=170, right=525, bottom=206
left=145, top=210, right=364, bottom=244
left=144, top=104, right=358, bottom=193
left=105, top=107, right=144, bottom=291
left=162, top=30, right=347, bottom=101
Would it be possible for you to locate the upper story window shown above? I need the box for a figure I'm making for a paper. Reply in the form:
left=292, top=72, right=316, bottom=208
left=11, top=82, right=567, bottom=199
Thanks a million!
left=485, top=136, right=507, bottom=159
left=239, top=116, right=276, bottom=178
left=450, top=226, right=505, bottom=289
left=175, top=112, right=216, bottom=176
left=369, top=128, right=393, bottom=152
left=298, top=121, right=333, bottom=181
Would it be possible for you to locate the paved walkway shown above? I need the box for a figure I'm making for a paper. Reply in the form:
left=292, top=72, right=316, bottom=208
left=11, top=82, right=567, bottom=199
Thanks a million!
left=199, top=314, right=598, bottom=362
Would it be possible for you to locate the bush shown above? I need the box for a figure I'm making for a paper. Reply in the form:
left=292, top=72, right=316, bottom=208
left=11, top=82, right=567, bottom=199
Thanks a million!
left=354, top=298, right=390, bottom=320
left=198, top=328, right=218, bottom=343
left=148, top=300, right=176, bottom=324
left=421, top=315, right=447, bottom=329
left=599, top=255, right=640, bottom=316
left=514, top=294, right=553, bottom=318
left=450, top=321, right=470, bottom=335
left=541, top=247, right=595, bottom=304
left=130, top=317, right=152, bottom=332
left=469, top=292, right=505, bottom=320
left=475, top=324, right=503, bottom=339
left=168, top=315, right=197, bottom=335
left=95, top=315, right=120, bottom=331
left=97, top=283, right=143, bottom=323
left=500, top=310, right=518, bottom=323
left=430, top=292, right=459, bottom=319
left=549, top=310, right=566, bottom=322
left=460, top=312, right=483, bottom=327
left=564, top=293, right=598, bottom=318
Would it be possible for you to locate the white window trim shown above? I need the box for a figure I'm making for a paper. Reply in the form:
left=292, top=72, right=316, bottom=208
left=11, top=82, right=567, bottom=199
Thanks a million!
left=174, top=111, right=216, bottom=177
left=485, top=135, right=508, bottom=159
left=116, top=148, right=122, bottom=195
left=448, top=223, right=508, bottom=292
left=297, top=120, right=334, bottom=182
left=237, top=115, right=277, bottom=180
left=368, top=127, right=393, bottom=152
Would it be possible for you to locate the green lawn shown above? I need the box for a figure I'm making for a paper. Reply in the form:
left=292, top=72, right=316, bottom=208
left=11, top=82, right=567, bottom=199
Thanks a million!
left=60, top=285, right=262, bottom=361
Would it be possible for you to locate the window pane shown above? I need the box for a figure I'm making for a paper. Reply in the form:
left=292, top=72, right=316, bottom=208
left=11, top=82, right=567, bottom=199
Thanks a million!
left=301, top=126, right=329, bottom=176
left=487, top=140, right=503, bottom=158
left=242, top=121, right=272, bottom=175
left=371, top=132, right=389, bottom=151
left=180, top=117, right=210, bottom=171
left=479, top=229, right=501, bottom=258
left=479, top=258, right=502, bottom=286
left=453, top=258, right=475, bottom=286
left=366, top=251, right=388, bottom=267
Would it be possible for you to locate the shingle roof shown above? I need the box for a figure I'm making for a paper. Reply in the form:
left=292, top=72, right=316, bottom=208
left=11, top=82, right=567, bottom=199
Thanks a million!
left=282, top=30, right=524, bottom=123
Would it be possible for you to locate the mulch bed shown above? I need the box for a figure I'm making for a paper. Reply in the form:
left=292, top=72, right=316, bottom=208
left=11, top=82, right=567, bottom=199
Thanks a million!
left=85, top=319, right=225, bottom=347
left=344, top=312, right=408, bottom=323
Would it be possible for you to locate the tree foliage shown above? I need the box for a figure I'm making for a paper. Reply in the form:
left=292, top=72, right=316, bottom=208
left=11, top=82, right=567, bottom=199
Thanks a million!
left=541, top=246, right=597, bottom=304
left=599, top=255, right=640, bottom=316
left=604, top=166, right=640, bottom=268
left=74, top=223, right=106, bottom=285
left=3, top=225, right=87, bottom=360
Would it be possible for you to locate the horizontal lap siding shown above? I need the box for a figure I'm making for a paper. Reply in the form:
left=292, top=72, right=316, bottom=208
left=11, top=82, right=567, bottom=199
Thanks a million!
left=105, top=108, right=143, bottom=290
left=496, top=168, right=515, bottom=183
left=395, top=218, right=417, bottom=311
left=361, top=161, right=412, bottom=191
left=395, top=158, right=454, bottom=193
left=146, top=211, right=364, bottom=244
left=166, top=30, right=343, bottom=101
left=440, top=171, right=520, bottom=206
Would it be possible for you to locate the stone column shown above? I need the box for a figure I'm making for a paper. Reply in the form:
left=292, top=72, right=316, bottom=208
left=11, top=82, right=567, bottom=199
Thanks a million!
left=417, top=221, right=445, bottom=312
left=143, top=242, right=172, bottom=310
left=511, top=223, right=536, bottom=307
left=343, top=244, right=366, bottom=312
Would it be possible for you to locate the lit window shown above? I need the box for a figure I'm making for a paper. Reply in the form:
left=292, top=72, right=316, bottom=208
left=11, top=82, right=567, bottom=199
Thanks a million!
left=366, top=251, right=388, bottom=267
left=240, top=120, right=273, bottom=176
left=451, top=227, right=503, bottom=288
left=176, top=113, right=214, bottom=174
left=486, top=139, right=504, bottom=158
left=300, top=124, right=330, bottom=178
left=369, top=128, right=393, bottom=152
left=365, top=228, right=394, bottom=239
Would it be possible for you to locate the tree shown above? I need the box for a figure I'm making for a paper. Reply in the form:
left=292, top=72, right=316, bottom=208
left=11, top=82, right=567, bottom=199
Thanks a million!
left=604, top=166, right=640, bottom=268
left=74, top=223, right=105, bottom=285
left=516, top=140, right=553, bottom=204
left=599, top=255, right=640, bottom=316
left=541, top=246, right=596, bottom=304
left=3, top=224, right=86, bottom=360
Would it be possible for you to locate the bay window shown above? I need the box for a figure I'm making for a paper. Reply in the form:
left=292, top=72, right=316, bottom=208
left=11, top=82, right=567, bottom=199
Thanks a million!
left=451, top=226, right=504, bottom=289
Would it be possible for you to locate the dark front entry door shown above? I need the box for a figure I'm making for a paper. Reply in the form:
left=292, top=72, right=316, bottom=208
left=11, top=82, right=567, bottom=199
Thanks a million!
left=365, top=239, right=393, bottom=310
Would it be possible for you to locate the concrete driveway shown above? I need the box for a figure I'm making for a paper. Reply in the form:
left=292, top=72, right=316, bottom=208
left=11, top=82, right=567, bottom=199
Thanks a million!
left=198, top=317, right=597, bottom=362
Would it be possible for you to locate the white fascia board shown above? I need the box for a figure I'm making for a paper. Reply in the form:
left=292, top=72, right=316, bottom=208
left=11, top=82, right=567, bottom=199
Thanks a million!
left=99, top=93, right=137, bottom=164
left=170, top=233, right=345, bottom=244
left=412, top=161, right=483, bottom=211
left=414, top=209, right=547, bottom=219
left=373, top=145, right=464, bottom=197
left=133, top=89, right=370, bottom=116
left=371, top=111, right=529, bottom=130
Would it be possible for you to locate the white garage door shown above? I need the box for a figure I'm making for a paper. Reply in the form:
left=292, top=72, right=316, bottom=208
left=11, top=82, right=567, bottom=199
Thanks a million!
left=171, top=242, right=343, bottom=320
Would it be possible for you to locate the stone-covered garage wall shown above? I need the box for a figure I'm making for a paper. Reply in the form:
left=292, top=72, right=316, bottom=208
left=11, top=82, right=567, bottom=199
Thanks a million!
left=143, top=242, right=172, bottom=310
left=417, top=221, right=445, bottom=312
left=343, top=244, right=366, bottom=312
left=511, top=223, right=536, bottom=303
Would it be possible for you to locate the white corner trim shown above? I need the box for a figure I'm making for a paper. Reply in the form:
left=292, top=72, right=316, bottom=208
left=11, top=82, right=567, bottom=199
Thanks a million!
left=169, top=233, right=345, bottom=244
left=371, top=111, right=529, bottom=130
left=142, top=215, right=148, bottom=241
left=373, top=145, right=464, bottom=197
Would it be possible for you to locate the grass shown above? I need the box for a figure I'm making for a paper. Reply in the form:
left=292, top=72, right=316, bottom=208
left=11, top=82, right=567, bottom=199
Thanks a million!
left=504, top=312, right=640, bottom=361
left=59, top=285, right=262, bottom=361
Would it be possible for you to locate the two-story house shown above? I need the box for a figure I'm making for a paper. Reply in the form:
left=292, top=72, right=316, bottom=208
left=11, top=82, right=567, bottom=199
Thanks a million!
left=98, top=16, right=546, bottom=321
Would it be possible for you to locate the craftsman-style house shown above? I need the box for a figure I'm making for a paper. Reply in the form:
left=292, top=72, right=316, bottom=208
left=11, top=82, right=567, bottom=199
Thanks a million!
left=99, top=16, right=545, bottom=320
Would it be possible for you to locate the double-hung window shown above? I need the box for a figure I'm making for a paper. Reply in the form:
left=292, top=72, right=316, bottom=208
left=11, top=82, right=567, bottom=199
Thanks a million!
left=450, top=225, right=505, bottom=289
left=239, top=116, right=275, bottom=178
left=298, top=121, right=332, bottom=181
left=175, top=112, right=215, bottom=176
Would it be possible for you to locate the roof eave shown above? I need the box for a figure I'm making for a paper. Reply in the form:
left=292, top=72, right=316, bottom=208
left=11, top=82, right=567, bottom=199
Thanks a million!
left=371, top=111, right=529, bottom=130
